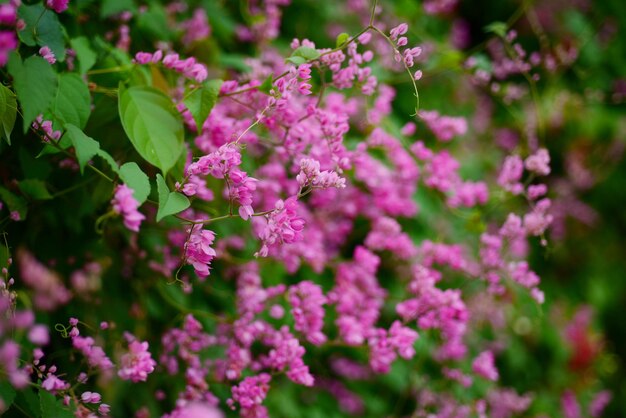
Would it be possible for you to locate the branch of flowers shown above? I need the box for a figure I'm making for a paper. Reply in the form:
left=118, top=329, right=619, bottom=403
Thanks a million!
left=369, top=25, right=420, bottom=115
left=500, top=39, right=545, bottom=142
left=174, top=209, right=276, bottom=225
left=87, top=65, right=134, bottom=75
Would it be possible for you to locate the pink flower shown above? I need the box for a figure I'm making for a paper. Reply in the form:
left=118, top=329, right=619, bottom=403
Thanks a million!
left=472, top=350, right=499, bottom=381
left=118, top=336, right=156, bottom=383
left=39, top=46, right=56, bottom=64
left=184, top=225, right=217, bottom=278
left=498, top=155, right=524, bottom=194
left=111, top=184, right=145, bottom=232
left=525, top=148, right=551, bottom=176
left=46, top=0, right=69, bottom=13
left=255, top=197, right=305, bottom=257
left=288, top=281, right=327, bottom=345
left=227, top=374, right=271, bottom=418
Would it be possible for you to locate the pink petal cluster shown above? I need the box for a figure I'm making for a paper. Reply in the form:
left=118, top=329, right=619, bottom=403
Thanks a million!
left=329, top=247, right=386, bottom=345
left=111, top=184, right=145, bottom=232
left=134, top=50, right=208, bottom=83
left=420, top=109, right=468, bottom=142
left=39, top=46, right=56, bottom=64
left=32, top=115, right=62, bottom=141
left=118, top=335, right=157, bottom=383
left=288, top=280, right=327, bottom=345
left=46, top=0, right=69, bottom=13
left=187, top=144, right=257, bottom=219
left=0, top=1, right=19, bottom=67
left=255, top=196, right=305, bottom=257
left=472, top=350, right=499, bottom=381
left=227, top=374, right=272, bottom=418
left=184, top=225, right=217, bottom=278
left=296, top=158, right=345, bottom=190
left=525, top=148, right=551, bottom=176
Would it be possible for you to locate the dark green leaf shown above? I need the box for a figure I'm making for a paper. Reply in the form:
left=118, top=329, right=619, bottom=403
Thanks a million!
left=40, top=390, right=73, bottom=418
left=156, top=173, right=190, bottom=222
left=17, top=3, right=66, bottom=61
left=0, top=186, right=28, bottom=220
left=70, top=37, right=97, bottom=75
left=0, top=84, right=17, bottom=145
left=96, top=149, right=120, bottom=175
left=119, top=162, right=150, bottom=204
left=183, top=79, right=223, bottom=132
left=52, top=74, right=91, bottom=129
left=118, top=85, right=184, bottom=175
left=19, top=179, right=53, bottom=200
left=7, top=53, right=58, bottom=133
left=257, top=74, right=273, bottom=95
left=36, top=134, right=71, bottom=158
left=0, top=381, right=16, bottom=410
left=19, top=147, right=52, bottom=179
left=65, top=124, right=100, bottom=174
left=101, top=0, right=136, bottom=18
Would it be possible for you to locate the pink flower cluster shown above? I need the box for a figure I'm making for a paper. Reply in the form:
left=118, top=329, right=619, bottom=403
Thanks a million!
left=183, top=225, right=217, bottom=278
left=39, top=46, right=56, bottom=64
left=46, top=0, right=69, bottom=13
left=134, top=50, right=208, bottom=83
left=420, top=109, right=468, bottom=142
left=296, top=158, right=346, bottom=190
left=255, top=196, right=305, bottom=257
left=111, top=184, right=145, bottom=232
left=288, top=280, right=327, bottom=344
left=0, top=1, right=19, bottom=67
left=117, top=334, right=157, bottom=383
left=186, top=144, right=257, bottom=219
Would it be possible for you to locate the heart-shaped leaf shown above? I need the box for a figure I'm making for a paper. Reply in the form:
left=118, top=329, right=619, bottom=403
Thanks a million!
left=65, top=124, right=100, bottom=174
left=52, top=74, right=91, bottom=129
left=118, top=85, right=184, bottom=175
left=183, top=79, right=223, bottom=132
left=119, top=162, right=150, bottom=204
left=156, top=174, right=190, bottom=222
left=0, top=84, right=16, bottom=145
left=7, top=53, right=58, bottom=133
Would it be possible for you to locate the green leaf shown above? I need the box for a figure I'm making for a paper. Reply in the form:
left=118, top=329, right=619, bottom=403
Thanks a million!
left=101, top=0, right=136, bottom=18
left=0, top=381, right=16, bottom=410
left=70, top=37, right=97, bottom=75
left=52, top=74, right=91, bottom=129
left=96, top=149, right=120, bottom=175
left=156, top=174, right=190, bottom=222
left=335, top=32, right=350, bottom=48
left=17, top=3, right=66, bottom=61
left=7, top=53, right=58, bottom=133
left=40, top=390, right=73, bottom=418
left=183, top=79, right=223, bottom=132
left=119, top=162, right=150, bottom=204
left=285, top=56, right=306, bottom=65
left=118, top=85, right=184, bottom=175
left=19, top=179, right=53, bottom=200
left=65, top=124, right=100, bottom=174
left=0, top=186, right=28, bottom=220
left=287, top=46, right=320, bottom=65
left=257, top=74, right=273, bottom=95
left=136, top=2, right=170, bottom=40
left=484, top=21, right=508, bottom=38
left=0, top=84, right=17, bottom=145
left=36, top=134, right=71, bottom=158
